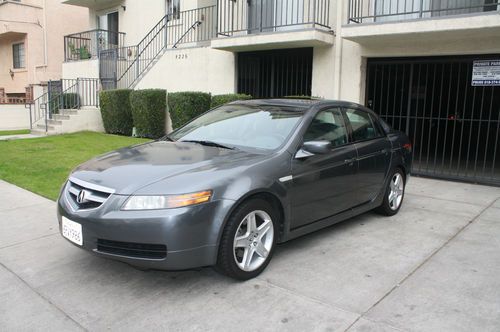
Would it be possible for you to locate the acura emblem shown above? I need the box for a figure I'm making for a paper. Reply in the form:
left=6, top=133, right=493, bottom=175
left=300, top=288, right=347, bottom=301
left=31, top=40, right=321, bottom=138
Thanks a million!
left=76, top=190, right=88, bottom=204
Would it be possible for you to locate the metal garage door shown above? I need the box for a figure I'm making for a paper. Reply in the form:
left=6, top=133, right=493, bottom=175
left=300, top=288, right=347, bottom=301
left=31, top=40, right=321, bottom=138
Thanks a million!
left=366, top=55, right=500, bottom=186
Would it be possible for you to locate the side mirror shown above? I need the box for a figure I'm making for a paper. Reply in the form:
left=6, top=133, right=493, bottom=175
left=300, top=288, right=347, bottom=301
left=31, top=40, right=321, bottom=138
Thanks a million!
left=296, top=140, right=331, bottom=158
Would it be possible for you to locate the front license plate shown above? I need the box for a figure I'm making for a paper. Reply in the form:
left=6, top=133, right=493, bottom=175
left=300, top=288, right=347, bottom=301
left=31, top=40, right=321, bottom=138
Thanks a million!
left=62, top=217, right=83, bottom=246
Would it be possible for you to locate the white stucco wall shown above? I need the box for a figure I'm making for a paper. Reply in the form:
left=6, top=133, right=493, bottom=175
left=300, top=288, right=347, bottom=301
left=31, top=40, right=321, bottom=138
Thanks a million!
left=0, top=105, right=30, bottom=130
left=135, top=47, right=236, bottom=95
left=52, top=107, right=104, bottom=134
left=62, top=59, right=100, bottom=80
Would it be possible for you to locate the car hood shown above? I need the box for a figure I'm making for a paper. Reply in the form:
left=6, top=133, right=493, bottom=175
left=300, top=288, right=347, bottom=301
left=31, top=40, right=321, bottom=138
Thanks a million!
left=70, top=141, right=267, bottom=195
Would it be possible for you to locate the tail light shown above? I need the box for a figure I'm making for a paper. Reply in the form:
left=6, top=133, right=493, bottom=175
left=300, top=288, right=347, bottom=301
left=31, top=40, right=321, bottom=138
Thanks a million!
left=403, top=143, right=412, bottom=152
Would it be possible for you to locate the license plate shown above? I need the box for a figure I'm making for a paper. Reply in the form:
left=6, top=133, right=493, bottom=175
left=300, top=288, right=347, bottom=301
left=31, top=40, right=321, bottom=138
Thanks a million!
left=62, top=217, right=83, bottom=246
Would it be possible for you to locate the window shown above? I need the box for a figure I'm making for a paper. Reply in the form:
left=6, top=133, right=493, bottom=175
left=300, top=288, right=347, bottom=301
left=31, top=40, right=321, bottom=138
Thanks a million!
left=304, top=108, right=348, bottom=148
left=345, top=109, right=380, bottom=141
left=12, top=43, right=25, bottom=69
left=166, top=0, right=180, bottom=19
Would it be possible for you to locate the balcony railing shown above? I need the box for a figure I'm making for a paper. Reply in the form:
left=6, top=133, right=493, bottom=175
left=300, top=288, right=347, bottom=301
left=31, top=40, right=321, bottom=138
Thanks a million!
left=348, top=0, right=500, bottom=24
left=217, top=0, right=331, bottom=36
left=64, top=29, right=125, bottom=61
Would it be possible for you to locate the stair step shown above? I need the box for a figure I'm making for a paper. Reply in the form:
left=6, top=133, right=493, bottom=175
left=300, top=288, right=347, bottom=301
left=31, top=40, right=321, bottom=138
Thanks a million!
left=47, top=119, right=63, bottom=125
left=58, top=109, right=78, bottom=115
left=30, top=129, right=47, bottom=136
left=36, top=124, right=55, bottom=130
left=53, top=114, right=70, bottom=120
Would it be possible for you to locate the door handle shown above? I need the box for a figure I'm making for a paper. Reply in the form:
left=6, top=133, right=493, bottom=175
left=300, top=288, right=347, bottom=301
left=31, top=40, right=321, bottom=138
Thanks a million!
left=344, top=158, right=355, bottom=165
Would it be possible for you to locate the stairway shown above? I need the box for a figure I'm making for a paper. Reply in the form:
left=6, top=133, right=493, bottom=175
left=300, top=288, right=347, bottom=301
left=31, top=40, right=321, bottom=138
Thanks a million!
left=31, top=108, right=103, bottom=136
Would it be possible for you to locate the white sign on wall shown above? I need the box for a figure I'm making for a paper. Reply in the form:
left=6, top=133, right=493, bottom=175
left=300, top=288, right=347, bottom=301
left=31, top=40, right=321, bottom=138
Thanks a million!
left=472, top=60, right=500, bottom=86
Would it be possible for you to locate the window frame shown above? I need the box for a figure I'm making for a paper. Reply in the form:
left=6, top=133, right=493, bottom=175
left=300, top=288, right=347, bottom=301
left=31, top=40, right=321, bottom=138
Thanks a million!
left=342, top=107, right=385, bottom=143
left=301, top=106, right=351, bottom=151
left=12, top=42, right=25, bottom=69
left=166, top=0, right=180, bottom=20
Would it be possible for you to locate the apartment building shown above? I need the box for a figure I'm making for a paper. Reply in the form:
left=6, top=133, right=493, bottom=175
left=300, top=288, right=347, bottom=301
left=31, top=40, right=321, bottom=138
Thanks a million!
left=0, top=0, right=88, bottom=103
left=58, top=0, right=500, bottom=186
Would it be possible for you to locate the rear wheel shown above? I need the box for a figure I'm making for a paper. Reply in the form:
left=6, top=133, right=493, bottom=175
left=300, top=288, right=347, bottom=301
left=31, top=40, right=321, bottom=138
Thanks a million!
left=216, top=199, right=277, bottom=280
left=376, top=168, right=405, bottom=216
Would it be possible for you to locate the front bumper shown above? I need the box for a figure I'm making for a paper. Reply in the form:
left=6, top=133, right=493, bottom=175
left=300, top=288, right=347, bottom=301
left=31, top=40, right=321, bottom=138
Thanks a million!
left=57, top=193, right=235, bottom=270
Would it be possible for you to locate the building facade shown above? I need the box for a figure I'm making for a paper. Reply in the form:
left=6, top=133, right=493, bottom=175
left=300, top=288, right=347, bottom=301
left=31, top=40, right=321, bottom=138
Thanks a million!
left=60, top=0, right=500, bottom=185
left=0, top=0, right=88, bottom=103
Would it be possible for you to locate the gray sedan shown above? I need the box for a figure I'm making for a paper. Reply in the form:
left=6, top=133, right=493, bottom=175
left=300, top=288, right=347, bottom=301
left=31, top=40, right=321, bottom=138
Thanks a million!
left=57, top=99, right=412, bottom=280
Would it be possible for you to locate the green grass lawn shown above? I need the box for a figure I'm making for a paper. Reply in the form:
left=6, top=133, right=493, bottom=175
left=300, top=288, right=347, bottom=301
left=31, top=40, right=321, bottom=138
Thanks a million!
left=0, top=131, right=150, bottom=200
left=0, top=129, right=31, bottom=136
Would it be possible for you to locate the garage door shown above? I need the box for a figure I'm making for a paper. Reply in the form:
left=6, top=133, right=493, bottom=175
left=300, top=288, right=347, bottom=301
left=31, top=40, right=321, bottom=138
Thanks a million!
left=366, top=55, right=500, bottom=186
left=237, top=48, right=313, bottom=98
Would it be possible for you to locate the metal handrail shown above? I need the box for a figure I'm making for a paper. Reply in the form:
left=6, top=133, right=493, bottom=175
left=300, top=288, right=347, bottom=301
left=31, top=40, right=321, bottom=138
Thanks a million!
left=348, top=0, right=500, bottom=24
left=104, top=5, right=216, bottom=90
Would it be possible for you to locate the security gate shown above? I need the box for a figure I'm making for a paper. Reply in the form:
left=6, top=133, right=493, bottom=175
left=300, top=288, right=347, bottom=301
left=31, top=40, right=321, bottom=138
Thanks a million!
left=237, top=48, right=313, bottom=98
left=366, top=55, right=500, bottom=186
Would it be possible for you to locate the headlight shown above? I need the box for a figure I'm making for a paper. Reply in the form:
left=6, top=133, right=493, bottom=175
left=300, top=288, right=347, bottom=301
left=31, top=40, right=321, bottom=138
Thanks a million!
left=121, top=190, right=212, bottom=210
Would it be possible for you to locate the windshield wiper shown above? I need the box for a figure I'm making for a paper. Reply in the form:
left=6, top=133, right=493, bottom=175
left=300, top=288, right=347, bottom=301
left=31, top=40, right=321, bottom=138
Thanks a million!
left=181, top=140, right=236, bottom=150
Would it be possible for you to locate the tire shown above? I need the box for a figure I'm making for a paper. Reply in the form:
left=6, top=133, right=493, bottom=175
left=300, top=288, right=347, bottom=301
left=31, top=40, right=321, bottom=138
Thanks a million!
left=376, top=168, right=406, bottom=216
left=216, top=198, right=278, bottom=280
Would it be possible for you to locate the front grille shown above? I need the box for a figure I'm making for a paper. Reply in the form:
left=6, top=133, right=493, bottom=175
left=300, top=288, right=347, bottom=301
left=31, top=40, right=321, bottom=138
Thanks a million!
left=97, top=239, right=167, bottom=259
left=66, top=180, right=112, bottom=210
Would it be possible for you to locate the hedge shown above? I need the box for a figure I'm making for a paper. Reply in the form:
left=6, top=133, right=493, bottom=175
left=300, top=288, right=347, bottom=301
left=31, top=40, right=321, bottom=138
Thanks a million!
left=130, top=89, right=166, bottom=139
left=210, top=93, right=252, bottom=108
left=99, top=89, right=133, bottom=136
left=168, top=92, right=211, bottom=129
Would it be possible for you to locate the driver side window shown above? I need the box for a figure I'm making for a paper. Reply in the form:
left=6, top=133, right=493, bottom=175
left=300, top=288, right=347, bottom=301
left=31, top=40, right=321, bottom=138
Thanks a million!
left=303, top=108, right=348, bottom=148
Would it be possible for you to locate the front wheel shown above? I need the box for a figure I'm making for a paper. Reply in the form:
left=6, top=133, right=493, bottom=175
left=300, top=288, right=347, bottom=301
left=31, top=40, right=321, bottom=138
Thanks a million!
left=216, top=199, right=277, bottom=280
left=376, top=168, right=405, bottom=216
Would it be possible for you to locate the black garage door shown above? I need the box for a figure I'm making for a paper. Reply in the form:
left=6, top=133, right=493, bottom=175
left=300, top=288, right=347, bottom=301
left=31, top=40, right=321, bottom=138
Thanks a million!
left=237, top=48, right=313, bottom=98
left=366, top=55, right=500, bottom=186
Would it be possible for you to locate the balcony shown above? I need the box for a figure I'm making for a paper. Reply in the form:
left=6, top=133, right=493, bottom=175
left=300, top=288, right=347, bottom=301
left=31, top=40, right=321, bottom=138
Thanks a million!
left=212, top=0, right=334, bottom=51
left=64, top=29, right=125, bottom=61
left=343, top=0, right=500, bottom=44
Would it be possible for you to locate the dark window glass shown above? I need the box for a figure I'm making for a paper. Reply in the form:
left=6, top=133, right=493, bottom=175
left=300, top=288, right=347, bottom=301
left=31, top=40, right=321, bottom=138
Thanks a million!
left=304, top=108, right=348, bottom=148
left=12, top=43, right=25, bottom=69
left=345, top=108, right=379, bottom=141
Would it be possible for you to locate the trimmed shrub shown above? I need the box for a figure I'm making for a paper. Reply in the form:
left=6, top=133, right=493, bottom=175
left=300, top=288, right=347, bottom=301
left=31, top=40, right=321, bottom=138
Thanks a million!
left=99, top=89, right=133, bottom=136
left=130, top=89, right=166, bottom=139
left=168, top=92, right=211, bottom=129
left=210, top=93, right=252, bottom=108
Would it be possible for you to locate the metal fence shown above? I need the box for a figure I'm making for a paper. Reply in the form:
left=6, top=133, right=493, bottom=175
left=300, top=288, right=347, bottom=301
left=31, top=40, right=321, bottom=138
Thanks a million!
left=26, top=78, right=100, bottom=132
left=218, top=0, right=331, bottom=36
left=348, top=0, right=500, bottom=24
left=64, top=29, right=126, bottom=61
left=366, top=56, right=500, bottom=186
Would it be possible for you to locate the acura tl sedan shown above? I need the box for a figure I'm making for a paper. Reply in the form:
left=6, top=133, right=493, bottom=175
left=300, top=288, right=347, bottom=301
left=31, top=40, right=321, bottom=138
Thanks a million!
left=57, top=99, right=412, bottom=280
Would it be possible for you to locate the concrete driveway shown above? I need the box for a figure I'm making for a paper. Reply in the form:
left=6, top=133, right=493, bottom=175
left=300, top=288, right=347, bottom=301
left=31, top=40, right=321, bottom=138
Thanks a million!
left=0, top=177, right=499, bottom=331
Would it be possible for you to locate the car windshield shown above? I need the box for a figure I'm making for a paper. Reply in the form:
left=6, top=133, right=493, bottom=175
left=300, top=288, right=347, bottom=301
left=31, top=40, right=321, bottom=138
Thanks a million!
left=170, top=104, right=305, bottom=151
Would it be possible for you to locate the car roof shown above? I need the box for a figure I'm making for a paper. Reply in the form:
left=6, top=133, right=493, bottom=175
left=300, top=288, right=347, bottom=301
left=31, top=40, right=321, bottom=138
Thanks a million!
left=228, top=98, right=370, bottom=113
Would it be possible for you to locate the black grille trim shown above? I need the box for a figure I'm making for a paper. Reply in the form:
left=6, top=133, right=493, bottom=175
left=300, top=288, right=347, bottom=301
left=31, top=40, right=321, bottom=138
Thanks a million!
left=66, top=180, right=111, bottom=210
left=97, top=239, right=167, bottom=260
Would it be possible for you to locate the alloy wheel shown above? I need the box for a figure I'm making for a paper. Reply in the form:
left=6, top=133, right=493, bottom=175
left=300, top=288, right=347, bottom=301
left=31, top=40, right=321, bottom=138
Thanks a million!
left=233, top=210, right=274, bottom=272
left=388, top=173, right=404, bottom=210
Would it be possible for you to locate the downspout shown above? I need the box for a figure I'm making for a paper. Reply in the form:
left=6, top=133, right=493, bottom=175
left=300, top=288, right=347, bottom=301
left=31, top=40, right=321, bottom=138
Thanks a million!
left=333, top=0, right=343, bottom=100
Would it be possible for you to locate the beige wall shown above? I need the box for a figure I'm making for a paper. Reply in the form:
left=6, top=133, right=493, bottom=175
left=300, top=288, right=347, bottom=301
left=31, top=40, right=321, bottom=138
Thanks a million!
left=0, top=0, right=89, bottom=95
left=0, top=104, right=30, bottom=130
left=136, top=47, right=235, bottom=94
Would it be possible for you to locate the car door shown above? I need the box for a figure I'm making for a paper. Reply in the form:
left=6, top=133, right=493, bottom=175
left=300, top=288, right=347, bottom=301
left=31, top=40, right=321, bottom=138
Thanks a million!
left=344, top=108, right=392, bottom=205
left=289, top=107, right=358, bottom=229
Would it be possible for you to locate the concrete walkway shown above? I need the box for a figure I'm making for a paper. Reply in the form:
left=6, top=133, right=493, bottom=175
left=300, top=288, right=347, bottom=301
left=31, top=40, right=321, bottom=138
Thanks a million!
left=0, top=178, right=499, bottom=331
left=0, top=133, right=40, bottom=141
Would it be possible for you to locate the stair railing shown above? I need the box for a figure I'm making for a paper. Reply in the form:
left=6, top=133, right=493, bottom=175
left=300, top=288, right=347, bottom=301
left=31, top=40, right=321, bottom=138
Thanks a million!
left=109, top=5, right=216, bottom=90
